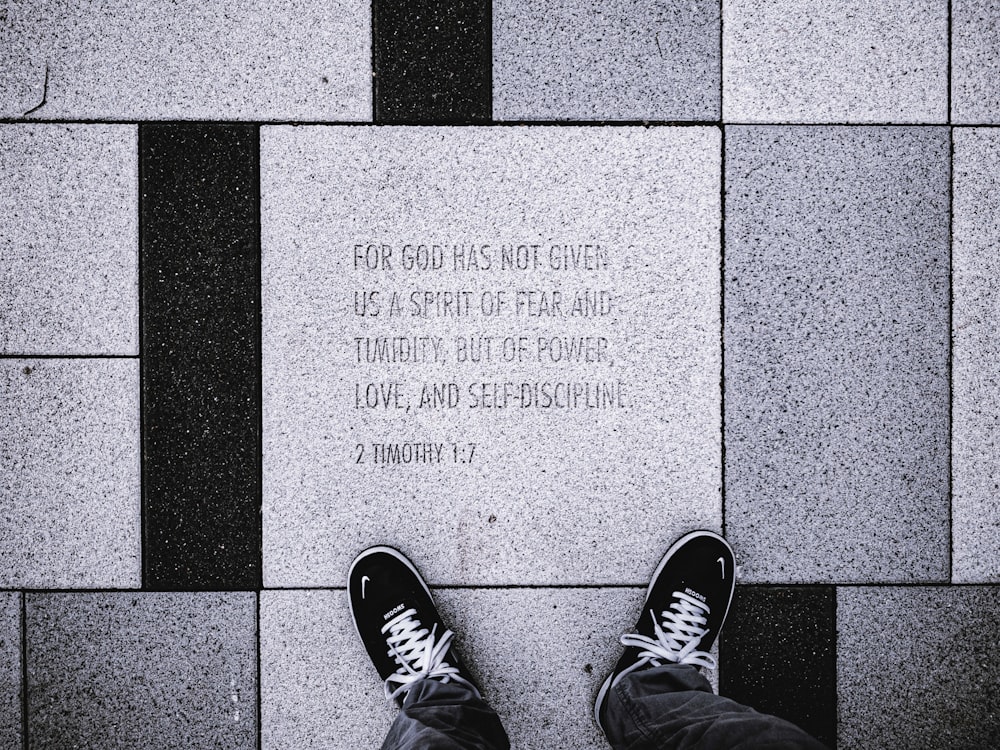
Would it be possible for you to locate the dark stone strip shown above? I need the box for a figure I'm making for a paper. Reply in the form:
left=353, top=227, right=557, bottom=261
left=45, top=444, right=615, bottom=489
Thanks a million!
left=140, top=124, right=261, bottom=590
left=373, top=0, right=492, bottom=123
left=719, top=585, right=837, bottom=747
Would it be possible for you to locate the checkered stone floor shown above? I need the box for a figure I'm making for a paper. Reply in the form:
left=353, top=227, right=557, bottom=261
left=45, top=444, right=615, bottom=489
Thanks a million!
left=2, top=2, right=999, bottom=748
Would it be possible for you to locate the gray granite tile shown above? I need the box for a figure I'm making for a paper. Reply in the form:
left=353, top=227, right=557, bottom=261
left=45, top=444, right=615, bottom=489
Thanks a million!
left=838, top=586, right=1000, bottom=748
left=0, top=125, right=137, bottom=355
left=261, top=126, right=721, bottom=586
left=493, top=0, right=720, bottom=121
left=0, top=0, right=370, bottom=121
left=0, top=359, right=140, bottom=588
left=953, top=1, right=1000, bottom=123
left=725, top=126, right=950, bottom=583
left=26, top=592, right=256, bottom=750
left=723, top=0, right=948, bottom=123
left=263, top=587, right=714, bottom=749
left=0, top=594, right=21, bottom=750
left=953, top=128, right=1000, bottom=582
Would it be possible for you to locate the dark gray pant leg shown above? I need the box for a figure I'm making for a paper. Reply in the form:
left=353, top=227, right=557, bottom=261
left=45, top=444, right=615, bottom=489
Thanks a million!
left=602, top=664, right=828, bottom=750
left=381, top=679, right=511, bottom=750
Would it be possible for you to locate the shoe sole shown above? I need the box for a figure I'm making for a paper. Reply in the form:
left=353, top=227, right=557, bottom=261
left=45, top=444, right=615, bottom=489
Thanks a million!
left=347, top=545, right=435, bottom=644
left=593, top=529, right=736, bottom=734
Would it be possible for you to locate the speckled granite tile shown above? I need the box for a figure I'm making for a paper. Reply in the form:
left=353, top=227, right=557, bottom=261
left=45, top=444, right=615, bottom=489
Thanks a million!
left=0, top=360, right=140, bottom=588
left=26, top=592, right=256, bottom=750
left=141, top=124, right=260, bottom=590
left=493, top=0, right=720, bottom=121
left=953, top=128, right=1000, bottom=582
left=374, top=0, right=490, bottom=123
left=0, top=0, right=370, bottom=121
left=838, top=586, right=1000, bottom=748
left=719, top=587, right=835, bottom=746
left=0, top=594, right=21, bottom=749
left=725, top=126, right=950, bottom=583
left=953, top=1, right=1000, bottom=123
left=723, top=0, right=947, bottom=123
left=261, top=126, right=721, bottom=586
left=262, top=586, right=686, bottom=750
left=0, top=125, right=136, bottom=355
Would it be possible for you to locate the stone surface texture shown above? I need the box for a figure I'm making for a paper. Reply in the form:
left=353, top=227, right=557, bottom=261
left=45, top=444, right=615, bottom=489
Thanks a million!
left=374, top=0, right=491, bottom=123
left=718, top=586, right=836, bottom=746
left=493, top=0, right=720, bottom=121
left=723, top=0, right=947, bottom=123
left=0, top=125, right=137, bottom=355
left=725, top=126, right=950, bottom=583
left=26, top=592, right=257, bottom=750
left=262, top=586, right=663, bottom=749
left=0, top=594, right=21, bottom=749
left=953, top=128, right=1000, bottom=582
left=0, top=359, right=140, bottom=588
left=953, top=0, right=1000, bottom=123
left=0, top=0, right=370, bottom=121
left=837, top=586, right=1000, bottom=748
left=261, top=126, right=721, bottom=586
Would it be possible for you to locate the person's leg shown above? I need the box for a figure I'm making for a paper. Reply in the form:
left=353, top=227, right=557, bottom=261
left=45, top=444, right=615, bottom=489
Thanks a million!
left=595, top=531, right=827, bottom=750
left=348, top=545, right=511, bottom=750
left=602, top=664, right=827, bottom=750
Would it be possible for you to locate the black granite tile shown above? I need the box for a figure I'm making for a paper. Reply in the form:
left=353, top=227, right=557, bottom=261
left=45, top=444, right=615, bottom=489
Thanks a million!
left=140, top=124, right=261, bottom=590
left=719, top=586, right=836, bottom=747
left=373, top=0, right=491, bottom=123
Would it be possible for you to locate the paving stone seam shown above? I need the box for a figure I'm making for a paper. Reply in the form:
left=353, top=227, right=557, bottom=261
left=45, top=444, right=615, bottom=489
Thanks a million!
left=949, top=124, right=956, bottom=584
left=19, top=593, right=26, bottom=750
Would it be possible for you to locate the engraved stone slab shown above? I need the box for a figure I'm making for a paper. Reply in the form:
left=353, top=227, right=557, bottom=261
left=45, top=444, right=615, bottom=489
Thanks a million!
left=953, top=128, right=1000, bottom=582
left=723, top=0, right=947, bottom=123
left=838, top=586, right=1000, bottom=748
left=0, top=0, right=370, bottom=121
left=0, top=359, right=140, bottom=588
left=261, top=126, right=721, bottom=586
left=493, top=0, right=721, bottom=121
left=0, top=125, right=137, bottom=355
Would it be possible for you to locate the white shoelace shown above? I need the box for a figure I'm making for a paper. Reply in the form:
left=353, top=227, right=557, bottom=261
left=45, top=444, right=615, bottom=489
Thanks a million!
left=619, top=590, right=717, bottom=671
left=381, top=608, right=476, bottom=701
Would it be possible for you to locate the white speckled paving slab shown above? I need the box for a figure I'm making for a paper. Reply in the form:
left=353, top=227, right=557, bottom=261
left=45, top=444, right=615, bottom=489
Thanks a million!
left=0, top=0, right=370, bottom=121
left=261, top=126, right=721, bottom=586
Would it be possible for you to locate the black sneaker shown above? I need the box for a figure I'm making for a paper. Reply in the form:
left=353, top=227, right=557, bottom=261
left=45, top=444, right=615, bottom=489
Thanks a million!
left=594, top=530, right=736, bottom=734
left=348, top=545, right=480, bottom=705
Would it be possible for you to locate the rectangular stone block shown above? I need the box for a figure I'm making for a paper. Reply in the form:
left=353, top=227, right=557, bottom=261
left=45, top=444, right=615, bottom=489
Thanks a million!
left=26, top=593, right=257, bottom=750
left=493, top=0, right=721, bottom=121
left=0, top=359, right=140, bottom=588
left=723, top=0, right=947, bottom=123
left=0, top=125, right=136, bottom=355
left=0, top=0, right=370, bottom=121
left=261, top=587, right=650, bottom=749
left=261, top=126, right=721, bottom=586
left=953, top=1, right=1000, bottom=123
left=953, top=128, right=1000, bottom=582
left=0, top=594, right=21, bottom=749
left=724, top=126, right=950, bottom=583
left=838, top=586, right=1000, bottom=748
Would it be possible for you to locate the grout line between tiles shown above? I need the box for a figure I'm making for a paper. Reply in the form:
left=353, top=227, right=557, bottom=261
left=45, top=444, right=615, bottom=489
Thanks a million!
left=949, top=125, right=955, bottom=584
left=256, top=591, right=262, bottom=750
left=20, top=592, right=27, bottom=750
left=0, top=354, right=139, bottom=359
left=720, top=124, right=727, bottom=539
left=254, top=124, right=264, bottom=592
left=5, top=118, right=990, bottom=128
left=948, top=0, right=953, bottom=123
left=831, top=585, right=839, bottom=748
left=138, top=124, right=147, bottom=590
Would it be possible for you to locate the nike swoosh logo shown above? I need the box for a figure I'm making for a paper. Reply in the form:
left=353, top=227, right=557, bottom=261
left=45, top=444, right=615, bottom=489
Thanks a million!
left=361, top=575, right=371, bottom=599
